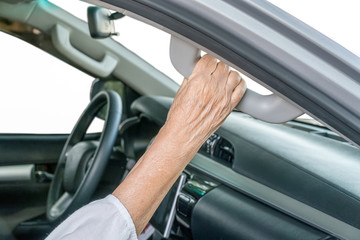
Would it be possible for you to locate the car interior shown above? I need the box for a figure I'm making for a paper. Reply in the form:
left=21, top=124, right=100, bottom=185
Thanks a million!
left=0, top=0, right=360, bottom=240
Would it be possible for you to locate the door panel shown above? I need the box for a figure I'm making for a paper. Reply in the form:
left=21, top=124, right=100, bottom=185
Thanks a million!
left=0, top=134, right=67, bottom=166
left=0, top=134, right=67, bottom=238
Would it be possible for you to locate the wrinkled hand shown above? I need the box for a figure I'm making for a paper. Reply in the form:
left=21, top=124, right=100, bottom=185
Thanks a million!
left=165, top=55, right=246, bottom=150
left=113, top=55, right=247, bottom=236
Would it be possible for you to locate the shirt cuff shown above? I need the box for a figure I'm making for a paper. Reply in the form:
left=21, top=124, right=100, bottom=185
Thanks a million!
left=106, top=194, right=137, bottom=240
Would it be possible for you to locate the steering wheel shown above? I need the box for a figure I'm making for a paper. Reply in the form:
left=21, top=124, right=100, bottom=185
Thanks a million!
left=46, top=90, right=122, bottom=222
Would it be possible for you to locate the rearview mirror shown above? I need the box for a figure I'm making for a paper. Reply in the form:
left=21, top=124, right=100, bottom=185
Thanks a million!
left=87, top=7, right=123, bottom=39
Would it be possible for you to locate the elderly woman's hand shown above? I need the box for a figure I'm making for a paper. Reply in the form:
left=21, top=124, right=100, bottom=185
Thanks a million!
left=113, top=55, right=246, bottom=235
left=164, top=54, right=246, bottom=155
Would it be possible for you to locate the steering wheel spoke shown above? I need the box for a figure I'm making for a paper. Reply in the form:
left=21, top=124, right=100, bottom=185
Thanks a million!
left=49, top=192, right=74, bottom=219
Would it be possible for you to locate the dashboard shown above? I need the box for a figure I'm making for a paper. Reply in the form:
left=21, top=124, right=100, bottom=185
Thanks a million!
left=129, top=95, right=360, bottom=240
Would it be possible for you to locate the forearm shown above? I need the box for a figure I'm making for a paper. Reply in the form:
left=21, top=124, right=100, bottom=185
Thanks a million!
left=112, top=122, right=202, bottom=235
left=112, top=55, right=246, bottom=236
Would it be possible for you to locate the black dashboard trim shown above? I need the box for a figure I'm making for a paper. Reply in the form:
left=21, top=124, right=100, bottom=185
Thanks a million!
left=129, top=95, right=360, bottom=239
left=188, top=154, right=360, bottom=240
left=191, top=185, right=326, bottom=240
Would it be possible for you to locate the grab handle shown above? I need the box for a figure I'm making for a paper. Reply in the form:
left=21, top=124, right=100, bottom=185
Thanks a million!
left=52, top=24, right=117, bottom=77
left=170, top=36, right=303, bottom=123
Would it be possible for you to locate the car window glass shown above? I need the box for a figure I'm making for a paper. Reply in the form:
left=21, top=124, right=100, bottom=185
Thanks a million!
left=0, top=32, right=103, bottom=134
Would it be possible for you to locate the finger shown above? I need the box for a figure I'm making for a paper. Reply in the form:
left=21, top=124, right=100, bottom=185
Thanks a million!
left=230, top=78, right=247, bottom=108
left=212, top=62, right=230, bottom=83
left=191, top=54, right=218, bottom=76
left=226, top=71, right=241, bottom=94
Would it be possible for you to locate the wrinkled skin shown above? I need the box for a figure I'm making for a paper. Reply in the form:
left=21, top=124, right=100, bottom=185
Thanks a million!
left=167, top=54, right=246, bottom=150
left=113, top=55, right=247, bottom=235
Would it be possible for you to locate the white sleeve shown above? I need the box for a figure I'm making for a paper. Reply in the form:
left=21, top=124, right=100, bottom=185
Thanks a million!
left=45, top=195, right=137, bottom=240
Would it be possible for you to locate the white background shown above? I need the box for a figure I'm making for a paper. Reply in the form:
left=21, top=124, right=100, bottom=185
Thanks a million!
left=0, top=0, right=359, bottom=133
